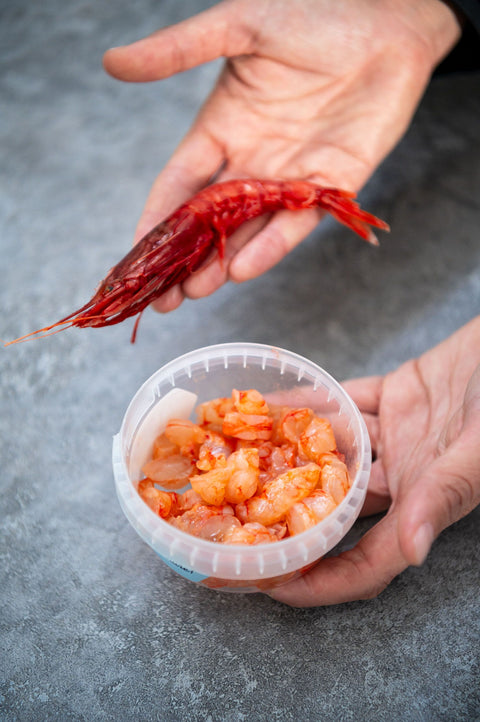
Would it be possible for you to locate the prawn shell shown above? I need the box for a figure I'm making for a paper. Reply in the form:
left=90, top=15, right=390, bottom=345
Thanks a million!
left=8, top=179, right=389, bottom=345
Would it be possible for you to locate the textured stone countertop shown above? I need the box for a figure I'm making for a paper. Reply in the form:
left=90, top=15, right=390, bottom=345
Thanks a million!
left=1, top=1, right=479, bottom=720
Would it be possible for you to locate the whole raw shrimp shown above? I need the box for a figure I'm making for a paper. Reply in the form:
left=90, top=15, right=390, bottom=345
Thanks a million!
left=7, top=179, right=389, bottom=344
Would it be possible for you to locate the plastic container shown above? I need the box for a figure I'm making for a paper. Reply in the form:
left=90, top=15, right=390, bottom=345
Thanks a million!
left=112, top=343, right=371, bottom=593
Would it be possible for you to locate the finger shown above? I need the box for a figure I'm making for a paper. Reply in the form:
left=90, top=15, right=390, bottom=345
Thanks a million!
left=180, top=216, right=269, bottom=300
left=228, top=208, right=321, bottom=282
left=398, top=367, right=480, bottom=566
left=176, top=161, right=329, bottom=290
left=341, top=376, right=384, bottom=415
left=135, top=132, right=225, bottom=313
left=341, top=376, right=386, bottom=513
left=180, top=199, right=336, bottom=299
left=140, top=132, right=225, bottom=313
left=152, top=216, right=268, bottom=310
left=134, top=132, right=225, bottom=243
left=182, top=196, right=327, bottom=296
left=150, top=284, right=185, bottom=314
left=356, top=411, right=379, bottom=455
left=361, top=458, right=390, bottom=516
left=103, top=3, right=252, bottom=83
left=227, top=167, right=385, bottom=282
left=268, top=509, right=406, bottom=607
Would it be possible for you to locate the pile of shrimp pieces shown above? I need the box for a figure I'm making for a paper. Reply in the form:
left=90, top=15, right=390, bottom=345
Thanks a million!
left=137, top=389, right=350, bottom=545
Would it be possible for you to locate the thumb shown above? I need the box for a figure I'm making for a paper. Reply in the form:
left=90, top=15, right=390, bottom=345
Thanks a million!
left=398, top=364, right=480, bottom=566
left=103, top=2, right=253, bottom=82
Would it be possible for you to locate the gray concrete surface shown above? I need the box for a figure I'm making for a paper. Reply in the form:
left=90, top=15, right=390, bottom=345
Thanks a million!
left=1, top=1, right=479, bottom=720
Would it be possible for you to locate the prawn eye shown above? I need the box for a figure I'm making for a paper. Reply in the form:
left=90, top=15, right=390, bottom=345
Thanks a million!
left=104, top=284, right=114, bottom=292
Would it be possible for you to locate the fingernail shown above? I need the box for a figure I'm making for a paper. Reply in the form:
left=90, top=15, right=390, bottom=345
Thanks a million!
left=412, top=523, right=434, bottom=566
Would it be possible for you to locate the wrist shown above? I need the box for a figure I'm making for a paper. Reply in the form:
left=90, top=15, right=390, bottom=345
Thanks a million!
left=389, top=0, right=463, bottom=69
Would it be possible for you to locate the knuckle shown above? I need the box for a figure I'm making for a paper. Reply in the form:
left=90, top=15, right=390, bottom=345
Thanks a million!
left=336, top=546, right=395, bottom=601
left=442, top=471, right=478, bottom=523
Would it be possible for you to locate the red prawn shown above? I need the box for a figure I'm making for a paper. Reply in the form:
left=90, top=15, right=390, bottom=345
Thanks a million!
left=7, top=178, right=389, bottom=344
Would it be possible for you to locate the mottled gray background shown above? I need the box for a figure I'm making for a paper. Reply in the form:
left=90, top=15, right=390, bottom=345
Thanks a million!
left=1, top=1, right=480, bottom=720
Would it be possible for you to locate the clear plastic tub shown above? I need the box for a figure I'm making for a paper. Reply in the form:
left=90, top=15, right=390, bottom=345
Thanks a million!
left=112, top=343, right=371, bottom=593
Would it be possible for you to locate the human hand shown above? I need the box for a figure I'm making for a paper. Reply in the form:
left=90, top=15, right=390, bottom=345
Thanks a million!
left=103, top=0, right=461, bottom=312
left=268, top=316, right=480, bottom=607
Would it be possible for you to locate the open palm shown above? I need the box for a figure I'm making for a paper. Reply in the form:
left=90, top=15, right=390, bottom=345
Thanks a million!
left=103, top=0, right=460, bottom=311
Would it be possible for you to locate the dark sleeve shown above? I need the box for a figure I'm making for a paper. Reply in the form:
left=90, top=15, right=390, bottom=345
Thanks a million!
left=436, top=0, right=480, bottom=73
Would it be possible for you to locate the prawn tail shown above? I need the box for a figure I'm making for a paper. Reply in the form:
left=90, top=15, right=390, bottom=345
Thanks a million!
left=318, top=188, right=390, bottom=245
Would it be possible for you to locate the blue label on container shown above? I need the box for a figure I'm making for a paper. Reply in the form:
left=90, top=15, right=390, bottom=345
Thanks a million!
left=156, top=551, right=208, bottom=583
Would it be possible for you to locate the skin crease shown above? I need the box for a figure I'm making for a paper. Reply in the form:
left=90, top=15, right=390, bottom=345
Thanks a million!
left=268, top=317, right=480, bottom=606
left=102, top=2, right=480, bottom=606
left=103, top=0, right=461, bottom=312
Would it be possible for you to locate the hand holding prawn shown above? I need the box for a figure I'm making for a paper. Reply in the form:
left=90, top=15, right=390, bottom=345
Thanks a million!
left=8, top=178, right=389, bottom=345
left=102, top=0, right=459, bottom=310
